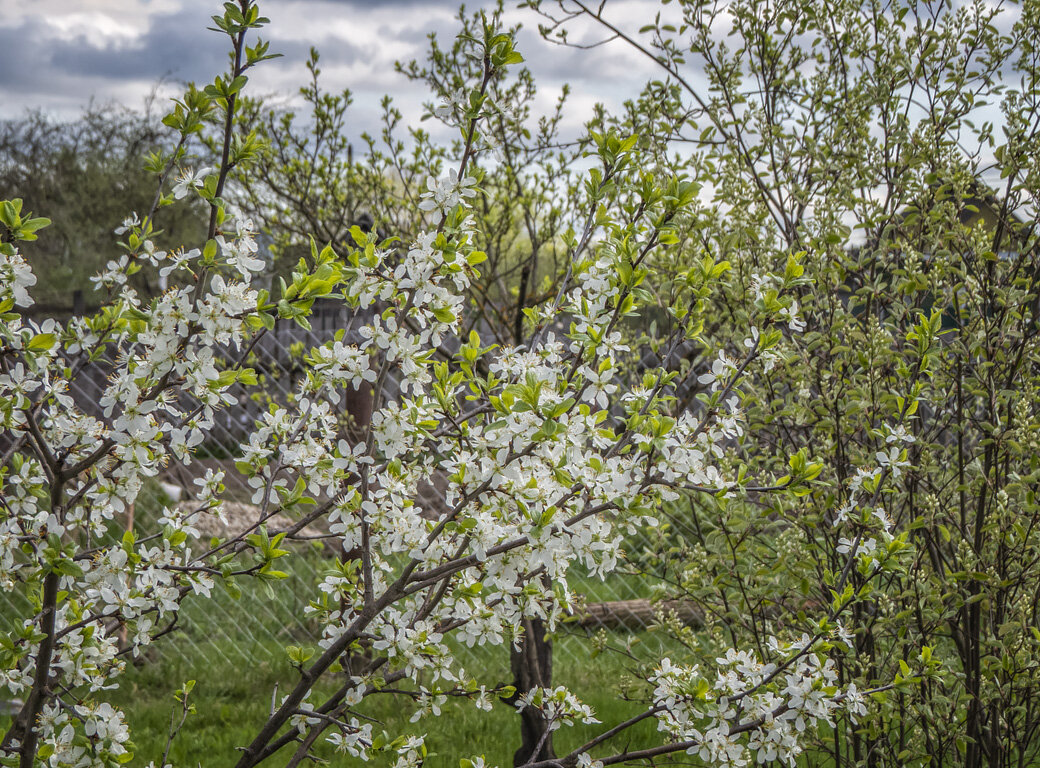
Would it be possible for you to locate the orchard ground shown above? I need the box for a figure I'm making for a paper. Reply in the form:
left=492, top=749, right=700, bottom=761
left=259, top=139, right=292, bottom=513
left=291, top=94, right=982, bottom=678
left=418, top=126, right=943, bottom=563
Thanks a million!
left=0, top=480, right=678, bottom=766
left=2, top=558, right=673, bottom=767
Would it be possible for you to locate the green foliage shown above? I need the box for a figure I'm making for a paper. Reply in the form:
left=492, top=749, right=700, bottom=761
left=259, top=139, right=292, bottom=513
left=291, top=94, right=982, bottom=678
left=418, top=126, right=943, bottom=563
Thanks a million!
left=0, top=103, right=207, bottom=306
left=231, top=1, right=585, bottom=349
left=553, top=0, right=1040, bottom=764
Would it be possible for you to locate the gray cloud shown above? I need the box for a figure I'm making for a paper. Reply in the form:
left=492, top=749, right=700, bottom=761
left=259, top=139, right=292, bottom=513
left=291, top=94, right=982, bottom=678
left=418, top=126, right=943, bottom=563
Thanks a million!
left=299, top=0, right=461, bottom=5
left=383, top=21, right=454, bottom=45
left=49, top=6, right=228, bottom=83
left=54, top=4, right=348, bottom=83
left=0, top=1, right=365, bottom=114
left=0, top=0, right=660, bottom=135
left=0, top=20, right=54, bottom=94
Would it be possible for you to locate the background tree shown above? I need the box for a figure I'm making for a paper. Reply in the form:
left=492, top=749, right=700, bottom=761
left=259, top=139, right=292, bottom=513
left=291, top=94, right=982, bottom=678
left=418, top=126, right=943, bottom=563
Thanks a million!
left=0, top=100, right=206, bottom=309
left=528, top=0, right=1040, bottom=766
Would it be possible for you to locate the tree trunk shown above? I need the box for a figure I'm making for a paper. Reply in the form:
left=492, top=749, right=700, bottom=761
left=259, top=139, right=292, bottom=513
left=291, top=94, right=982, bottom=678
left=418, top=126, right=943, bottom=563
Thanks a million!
left=511, top=617, right=555, bottom=767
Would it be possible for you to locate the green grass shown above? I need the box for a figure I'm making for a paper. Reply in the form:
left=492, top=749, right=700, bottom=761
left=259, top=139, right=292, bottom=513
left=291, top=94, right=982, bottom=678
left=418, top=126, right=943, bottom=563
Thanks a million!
left=110, top=631, right=666, bottom=768
left=1, top=545, right=679, bottom=767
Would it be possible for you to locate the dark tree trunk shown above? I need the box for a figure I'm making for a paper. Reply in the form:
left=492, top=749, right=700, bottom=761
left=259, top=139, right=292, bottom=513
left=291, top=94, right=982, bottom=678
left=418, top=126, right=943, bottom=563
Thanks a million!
left=511, top=617, right=555, bottom=767
left=509, top=253, right=555, bottom=767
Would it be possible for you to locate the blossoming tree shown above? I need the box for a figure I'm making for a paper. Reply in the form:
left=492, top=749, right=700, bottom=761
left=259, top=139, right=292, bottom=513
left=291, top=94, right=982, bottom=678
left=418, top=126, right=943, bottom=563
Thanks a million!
left=0, top=3, right=903, bottom=767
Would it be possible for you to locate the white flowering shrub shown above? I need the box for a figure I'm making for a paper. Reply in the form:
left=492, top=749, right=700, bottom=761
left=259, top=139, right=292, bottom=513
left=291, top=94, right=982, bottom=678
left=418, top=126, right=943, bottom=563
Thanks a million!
left=0, top=3, right=895, bottom=768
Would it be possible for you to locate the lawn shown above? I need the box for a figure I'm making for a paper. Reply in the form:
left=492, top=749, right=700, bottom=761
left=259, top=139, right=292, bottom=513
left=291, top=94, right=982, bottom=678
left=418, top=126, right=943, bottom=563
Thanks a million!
left=2, top=530, right=681, bottom=767
left=113, top=629, right=667, bottom=768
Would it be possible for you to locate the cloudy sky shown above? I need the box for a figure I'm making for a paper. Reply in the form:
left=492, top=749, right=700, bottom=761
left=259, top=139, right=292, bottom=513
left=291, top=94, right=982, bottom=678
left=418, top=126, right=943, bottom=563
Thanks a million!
left=0, top=0, right=668, bottom=141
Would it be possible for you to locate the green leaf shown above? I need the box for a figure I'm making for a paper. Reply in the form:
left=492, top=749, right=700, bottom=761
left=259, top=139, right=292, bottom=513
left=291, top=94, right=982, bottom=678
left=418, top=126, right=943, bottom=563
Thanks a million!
left=26, top=333, right=56, bottom=351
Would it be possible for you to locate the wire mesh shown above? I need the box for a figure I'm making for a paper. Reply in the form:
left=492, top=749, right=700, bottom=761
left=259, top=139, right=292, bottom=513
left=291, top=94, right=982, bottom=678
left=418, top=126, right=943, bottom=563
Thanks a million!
left=0, top=299, right=688, bottom=681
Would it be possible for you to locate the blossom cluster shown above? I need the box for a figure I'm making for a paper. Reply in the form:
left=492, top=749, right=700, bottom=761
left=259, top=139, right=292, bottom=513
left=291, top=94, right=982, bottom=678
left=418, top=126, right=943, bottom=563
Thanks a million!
left=830, top=417, right=916, bottom=569
left=0, top=202, right=273, bottom=761
left=650, top=638, right=863, bottom=768
left=514, top=686, right=601, bottom=731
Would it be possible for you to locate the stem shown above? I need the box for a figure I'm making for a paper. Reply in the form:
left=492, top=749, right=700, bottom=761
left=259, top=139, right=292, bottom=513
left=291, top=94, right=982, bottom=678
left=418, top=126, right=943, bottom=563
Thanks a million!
left=12, top=571, right=59, bottom=768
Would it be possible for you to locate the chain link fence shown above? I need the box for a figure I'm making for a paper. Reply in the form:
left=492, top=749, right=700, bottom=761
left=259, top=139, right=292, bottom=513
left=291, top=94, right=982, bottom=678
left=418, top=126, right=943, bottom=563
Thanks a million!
left=2, top=299, right=695, bottom=675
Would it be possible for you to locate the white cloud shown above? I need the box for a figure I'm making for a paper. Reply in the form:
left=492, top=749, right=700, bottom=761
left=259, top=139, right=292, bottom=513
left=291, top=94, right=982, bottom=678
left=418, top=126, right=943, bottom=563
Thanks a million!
left=0, top=0, right=669, bottom=144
